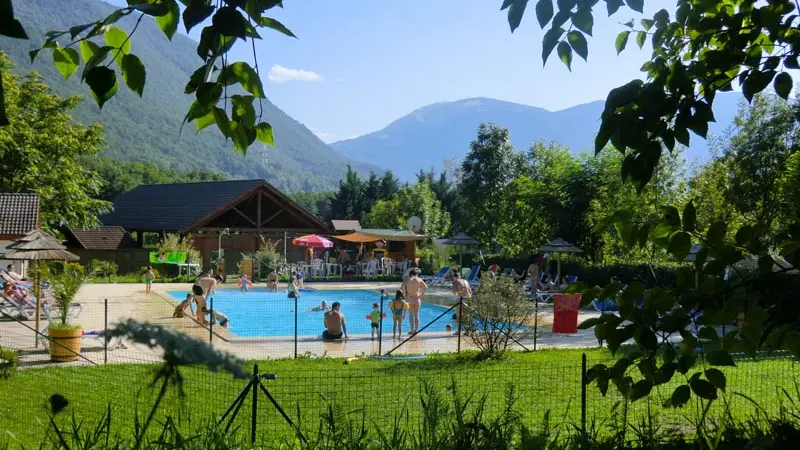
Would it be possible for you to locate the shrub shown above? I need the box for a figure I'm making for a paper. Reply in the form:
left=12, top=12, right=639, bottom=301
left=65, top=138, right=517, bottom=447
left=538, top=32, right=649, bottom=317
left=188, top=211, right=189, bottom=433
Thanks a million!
left=466, top=276, right=537, bottom=358
left=0, top=347, right=18, bottom=379
left=90, top=259, right=118, bottom=281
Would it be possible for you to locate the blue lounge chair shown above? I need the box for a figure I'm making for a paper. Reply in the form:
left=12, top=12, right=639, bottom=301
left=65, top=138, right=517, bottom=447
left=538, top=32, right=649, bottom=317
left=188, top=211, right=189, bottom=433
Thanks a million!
left=591, top=298, right=619, bottom=313
left=466, top=265, right=481, bottom=287
left=422, top=266, right=451, bottom=286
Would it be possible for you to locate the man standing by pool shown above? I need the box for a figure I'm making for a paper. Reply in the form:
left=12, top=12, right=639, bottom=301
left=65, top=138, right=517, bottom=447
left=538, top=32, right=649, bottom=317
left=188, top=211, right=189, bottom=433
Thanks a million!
left=402, top=268, right=428, bottom=335
left=323, top=302, right=348, bottom=340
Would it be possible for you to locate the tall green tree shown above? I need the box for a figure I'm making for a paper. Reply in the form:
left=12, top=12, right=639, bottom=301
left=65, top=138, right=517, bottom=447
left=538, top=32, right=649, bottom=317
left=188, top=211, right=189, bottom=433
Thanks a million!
left=460, top=123, right=522, bottom=248
left=329, top=166, right=366, bottom=221
left=724, top=93, right=799, bottom=241
left=0, top=54, right=110, bottom=231
left=379, top=170, right=400, bottom=200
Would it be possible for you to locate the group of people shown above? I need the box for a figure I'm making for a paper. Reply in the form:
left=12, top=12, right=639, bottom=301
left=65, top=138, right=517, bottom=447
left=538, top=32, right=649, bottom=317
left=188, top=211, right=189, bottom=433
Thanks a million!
left=172, top=273, right=228, bottom=327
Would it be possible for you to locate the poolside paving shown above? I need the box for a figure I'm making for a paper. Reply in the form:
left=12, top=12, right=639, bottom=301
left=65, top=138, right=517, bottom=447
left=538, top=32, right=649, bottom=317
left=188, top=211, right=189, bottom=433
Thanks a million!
left=0, top=281, right=604, bottom=368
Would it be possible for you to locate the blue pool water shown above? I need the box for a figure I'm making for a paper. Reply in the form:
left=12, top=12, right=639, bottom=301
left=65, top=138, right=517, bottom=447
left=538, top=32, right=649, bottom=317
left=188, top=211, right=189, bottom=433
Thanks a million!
left=168, top=289, right=457, bottom=337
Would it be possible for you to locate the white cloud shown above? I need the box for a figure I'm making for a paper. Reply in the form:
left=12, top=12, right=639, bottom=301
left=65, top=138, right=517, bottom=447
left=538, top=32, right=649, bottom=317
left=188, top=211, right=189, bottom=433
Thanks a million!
left=268, top=65, right=322, bottom=83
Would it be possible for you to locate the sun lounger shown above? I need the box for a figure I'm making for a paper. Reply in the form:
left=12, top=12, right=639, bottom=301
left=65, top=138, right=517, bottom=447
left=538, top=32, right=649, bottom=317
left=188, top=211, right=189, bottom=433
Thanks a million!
left=0, top=292, right=36, bottom=320
left=590, top=299, right=619, bottom=313
left=422, top=267, right=451, bottom=286
left=466, top=265, right=481, bottom=287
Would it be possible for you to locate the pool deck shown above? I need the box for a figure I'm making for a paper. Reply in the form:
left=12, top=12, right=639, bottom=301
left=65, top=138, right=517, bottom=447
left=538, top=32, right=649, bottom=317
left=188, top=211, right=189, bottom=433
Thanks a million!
left=1, top=282, right=603, bottom=368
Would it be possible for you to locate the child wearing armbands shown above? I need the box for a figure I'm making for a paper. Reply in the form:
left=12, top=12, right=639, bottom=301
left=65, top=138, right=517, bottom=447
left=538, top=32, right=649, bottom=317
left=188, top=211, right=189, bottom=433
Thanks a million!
left=388, top=291, right=409, bottom=339
left=366, top=303, right=386, bottom=340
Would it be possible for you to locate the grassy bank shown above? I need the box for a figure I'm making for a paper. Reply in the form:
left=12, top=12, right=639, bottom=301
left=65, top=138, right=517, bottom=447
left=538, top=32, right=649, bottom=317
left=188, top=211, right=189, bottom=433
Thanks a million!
left=0, top=349, right=796, bottom=447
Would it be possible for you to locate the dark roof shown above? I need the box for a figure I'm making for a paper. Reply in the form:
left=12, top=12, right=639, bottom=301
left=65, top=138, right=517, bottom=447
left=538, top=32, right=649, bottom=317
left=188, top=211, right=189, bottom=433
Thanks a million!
left=65, top=226, right=136, bottom=250
left=0, top=193, right=40, bottom=236
left=99, top=179, right=327, bottom=232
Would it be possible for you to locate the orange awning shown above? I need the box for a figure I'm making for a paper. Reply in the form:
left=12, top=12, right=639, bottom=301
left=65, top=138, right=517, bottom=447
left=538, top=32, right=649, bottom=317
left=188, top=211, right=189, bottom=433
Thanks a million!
left=332, top=232, right=383, bottom=243
left=332, top=229, right=426, bottom=243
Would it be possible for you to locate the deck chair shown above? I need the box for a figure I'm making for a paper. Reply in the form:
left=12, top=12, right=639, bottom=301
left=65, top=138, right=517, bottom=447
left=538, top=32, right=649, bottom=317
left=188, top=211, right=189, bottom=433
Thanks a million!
left=590, top=298, right=619, bottom=313
left=422, top=267, right=451, bottom=286
left=466, top=265, right=481, bottom=287
left=363, top=259, right=379, bottom=280
left=0, top=292, right=36, bottom=320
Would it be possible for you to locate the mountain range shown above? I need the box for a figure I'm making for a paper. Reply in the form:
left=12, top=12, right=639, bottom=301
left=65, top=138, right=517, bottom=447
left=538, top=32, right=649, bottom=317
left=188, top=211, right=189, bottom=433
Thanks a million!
left=332, top=95, right=743, bottom=181
left=2, top=0, right=380, bottom=192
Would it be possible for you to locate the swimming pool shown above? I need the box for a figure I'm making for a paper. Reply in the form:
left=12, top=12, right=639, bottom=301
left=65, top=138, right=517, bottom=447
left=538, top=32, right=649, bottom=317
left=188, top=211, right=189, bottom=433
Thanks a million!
left=167, top=289, right=457, bottom=337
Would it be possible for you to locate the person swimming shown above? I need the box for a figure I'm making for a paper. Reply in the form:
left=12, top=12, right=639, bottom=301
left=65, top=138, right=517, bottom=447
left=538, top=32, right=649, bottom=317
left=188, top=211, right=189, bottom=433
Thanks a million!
left=308, top=300, right=329, bottom=312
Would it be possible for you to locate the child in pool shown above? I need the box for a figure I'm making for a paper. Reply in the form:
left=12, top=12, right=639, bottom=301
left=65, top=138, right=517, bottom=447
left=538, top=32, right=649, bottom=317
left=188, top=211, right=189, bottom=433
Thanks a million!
left=388, top=291, right=408, bottom=339
left=308, top=300, right=329, bottom=312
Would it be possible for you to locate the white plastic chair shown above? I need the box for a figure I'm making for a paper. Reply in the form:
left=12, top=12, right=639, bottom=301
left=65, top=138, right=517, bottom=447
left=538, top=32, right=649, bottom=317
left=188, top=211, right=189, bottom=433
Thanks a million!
left=363, top=260, right=379, bottom=280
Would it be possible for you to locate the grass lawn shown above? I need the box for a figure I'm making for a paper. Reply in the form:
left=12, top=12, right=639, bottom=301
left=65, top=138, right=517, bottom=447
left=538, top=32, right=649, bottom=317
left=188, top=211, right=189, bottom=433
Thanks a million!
left=0, top=348, right=797, bottom=447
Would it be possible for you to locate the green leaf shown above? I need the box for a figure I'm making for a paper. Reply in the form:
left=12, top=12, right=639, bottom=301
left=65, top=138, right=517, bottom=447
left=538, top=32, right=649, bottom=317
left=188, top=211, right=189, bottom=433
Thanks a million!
left=670, top=385, right=691, bottom=407
left=705, top=368, right=726, bottom=392
left=184, top=3, right=216, bottom=33
left=156, top=0, right=180, bottom=40
left=195, top=109, right=217, bottom=133
left=196, top=82, right=223, bottom=107
left=566, top=31, right=588, bottom=61
left=52, top=48, right=80, bottom=80
left=213, top=6, right=248, bottom=38
left=774, top=72, right=793, bottom=100
left=572, top=8, right=593, bottom=35
left=706, top=350, right=736, bottom=367
left=557, top=41, right=572, bottom=70
left=636, top=30, right=646, bottom=48
left=735, top=225, right=754, bottom=246
left=120, top=53, right=146, bottom=97
left=535, top=0, right=553, bottom=28
left=81, top=45, right=113, bottom=80
left=690, top=378, right=717, bottom=400
left=79, top=41, right=100, bottom=64
left=104, top=26, right=131, bottom=56
left=69, top=23, right=95, bottom=39
left=742, top=70, right=776, bottom=102
left=578, top=317, right=601, bottom=330
left=630, top=379, right=652, bottom=401
left=0, top=0, right=28, bottom=39
left=220, top=61, right=265, bottom=98
left=84, top=66, right=118, bottom=109
left=257, top=16, right=296, bottom=38
left=213, top=107, right=231, bottom=138
left=229, top=121, right=257, bottom=153
left=507, top=0, right=529, bottom=32
left=231, top=94, right=257, bottom=127
left=255, top=122, right=275, bottom=146
left=682, top=201, right=696, bottom=233
left=698, top=326, right=719, bottom=343
left=706, top=221, right=727, bottom=245
left=615, top=31, right=630, bottom=54
left=541, top=27, right=564, bottom=65
left=625, top=0, right=643, bottom=13
left=606, top=0, right=624, bottom=15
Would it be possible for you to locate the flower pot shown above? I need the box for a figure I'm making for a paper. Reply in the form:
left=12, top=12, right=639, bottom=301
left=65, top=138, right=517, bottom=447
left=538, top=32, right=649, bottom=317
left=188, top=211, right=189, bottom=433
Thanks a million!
left=48, top=326, right=82, bottom=362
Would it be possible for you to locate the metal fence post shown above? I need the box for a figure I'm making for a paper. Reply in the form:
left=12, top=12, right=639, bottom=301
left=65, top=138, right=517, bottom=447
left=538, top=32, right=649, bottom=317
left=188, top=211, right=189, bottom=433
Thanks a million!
left=581, top=353, right=587, bottom=434
left=533, top=299, right=539, bottom=352
left=104, top=298, right=108, bottom=365
left=251, top=363, right=258, bottom=444
left=294, top=295, right=298, bottom=359
left=378, top=290, right=385, bottom=355
left=209, top=297, right=214, bottom=344
left=457, top=296, right=463, bottom=353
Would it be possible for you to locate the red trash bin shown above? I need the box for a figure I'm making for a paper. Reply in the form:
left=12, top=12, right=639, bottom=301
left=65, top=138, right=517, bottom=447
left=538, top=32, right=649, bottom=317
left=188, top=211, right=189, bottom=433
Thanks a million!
left=552, top=293, right=581, bottom=334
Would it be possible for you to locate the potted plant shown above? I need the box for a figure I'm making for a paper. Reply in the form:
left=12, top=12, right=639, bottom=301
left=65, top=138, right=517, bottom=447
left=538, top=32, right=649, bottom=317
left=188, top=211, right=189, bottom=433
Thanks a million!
left=47, top=263, right=89, bottom=362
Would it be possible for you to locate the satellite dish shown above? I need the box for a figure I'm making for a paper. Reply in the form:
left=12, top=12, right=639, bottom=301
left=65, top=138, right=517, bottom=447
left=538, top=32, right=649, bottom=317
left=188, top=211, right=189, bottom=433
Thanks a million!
left=407, top=216, right=422, bottom=233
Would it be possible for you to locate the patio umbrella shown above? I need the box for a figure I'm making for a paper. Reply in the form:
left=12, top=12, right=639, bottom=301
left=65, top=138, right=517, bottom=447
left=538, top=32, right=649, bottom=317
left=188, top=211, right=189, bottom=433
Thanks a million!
left=538, top=238, right=582, bottom=283
left=292, top=234, right=334, bottom=248
left=442, top=232, right=479, bottom=266
left=3, top=229, right=80, bottom=347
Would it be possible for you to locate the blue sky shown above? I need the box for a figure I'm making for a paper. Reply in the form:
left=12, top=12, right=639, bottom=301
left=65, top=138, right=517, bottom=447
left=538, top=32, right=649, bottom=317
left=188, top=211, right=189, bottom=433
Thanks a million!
left=111, top=0, right=671, bottom=142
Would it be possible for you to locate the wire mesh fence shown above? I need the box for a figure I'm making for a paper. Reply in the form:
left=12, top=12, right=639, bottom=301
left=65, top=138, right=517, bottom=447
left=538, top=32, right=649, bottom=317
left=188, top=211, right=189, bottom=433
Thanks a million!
left=3, top=281, right=800, bottom=446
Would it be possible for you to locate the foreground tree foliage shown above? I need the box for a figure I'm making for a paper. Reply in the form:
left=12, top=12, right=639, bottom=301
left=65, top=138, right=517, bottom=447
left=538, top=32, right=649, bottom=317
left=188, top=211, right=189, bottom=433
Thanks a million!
left=0, top=53, right=110, bottom=231
left=502, top=0, right=799, bottom=188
